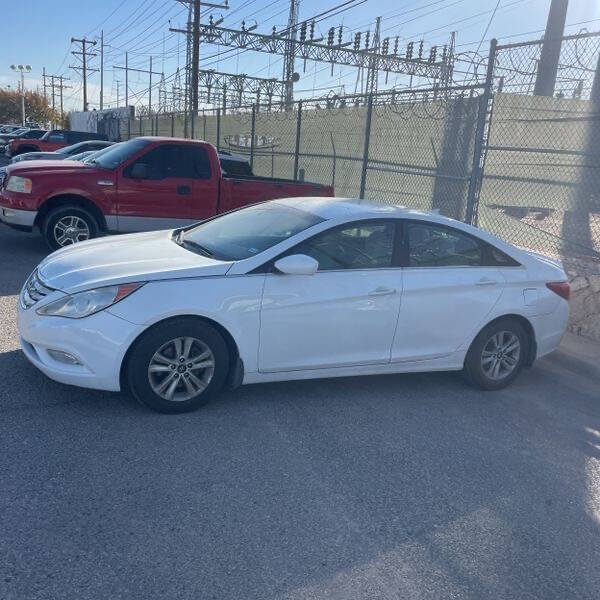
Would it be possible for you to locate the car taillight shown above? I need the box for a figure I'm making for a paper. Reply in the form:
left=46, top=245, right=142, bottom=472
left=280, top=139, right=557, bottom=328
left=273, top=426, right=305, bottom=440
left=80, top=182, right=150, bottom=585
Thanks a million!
left=546, top=281, right=570, bottom=301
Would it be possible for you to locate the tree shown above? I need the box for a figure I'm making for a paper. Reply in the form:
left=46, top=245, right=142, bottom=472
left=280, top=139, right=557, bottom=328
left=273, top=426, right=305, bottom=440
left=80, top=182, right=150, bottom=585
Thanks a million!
left=0, top=89, right=61, bottom=126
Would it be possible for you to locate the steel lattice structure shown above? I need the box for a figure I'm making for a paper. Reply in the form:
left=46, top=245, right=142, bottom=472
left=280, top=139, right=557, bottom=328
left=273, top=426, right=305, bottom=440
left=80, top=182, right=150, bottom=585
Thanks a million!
left=197, top=69, right=284, bottom=105
left=169, top=22, right=451, bottom=81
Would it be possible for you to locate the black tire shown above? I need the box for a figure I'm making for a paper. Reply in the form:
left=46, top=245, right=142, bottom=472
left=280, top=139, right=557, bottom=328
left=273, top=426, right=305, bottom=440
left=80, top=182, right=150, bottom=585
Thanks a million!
left=42, top=205, right=99, bottom=251
left=126, top=318, right=230, bottom=414
left=463, top=318, right=529, bottom=391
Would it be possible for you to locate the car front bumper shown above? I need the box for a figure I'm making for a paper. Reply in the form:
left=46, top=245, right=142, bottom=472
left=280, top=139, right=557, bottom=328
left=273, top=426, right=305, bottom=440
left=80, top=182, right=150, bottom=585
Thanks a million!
left=18, top=299, right=143, bottom=392
left=0, top=206, right=37, bottom=229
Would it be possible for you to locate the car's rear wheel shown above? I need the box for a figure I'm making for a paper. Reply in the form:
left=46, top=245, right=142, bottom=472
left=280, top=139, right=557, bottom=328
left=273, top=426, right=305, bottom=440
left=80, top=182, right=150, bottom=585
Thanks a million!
left=127, top=318, right=230, bottom=414
left=464, top=318, right=529, bottom=390
left=42, top=205, right=99, bottom=250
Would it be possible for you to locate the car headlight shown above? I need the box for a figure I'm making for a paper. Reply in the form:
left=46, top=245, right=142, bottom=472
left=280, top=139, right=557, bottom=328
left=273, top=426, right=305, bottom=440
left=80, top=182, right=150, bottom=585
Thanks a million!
left=36, top=282, right=144, bottom=318
left=6, top=175, right=32, bottom=194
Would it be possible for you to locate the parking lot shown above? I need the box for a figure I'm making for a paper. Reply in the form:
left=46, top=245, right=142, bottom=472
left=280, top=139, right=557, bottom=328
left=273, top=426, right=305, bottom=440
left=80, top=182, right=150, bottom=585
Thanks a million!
left=1, top=223, right=599, bottom=600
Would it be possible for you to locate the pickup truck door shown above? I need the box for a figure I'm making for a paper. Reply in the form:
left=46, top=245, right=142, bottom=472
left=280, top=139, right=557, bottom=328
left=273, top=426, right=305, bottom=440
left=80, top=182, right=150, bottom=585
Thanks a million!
left=116, top=143, right=217, bottom=232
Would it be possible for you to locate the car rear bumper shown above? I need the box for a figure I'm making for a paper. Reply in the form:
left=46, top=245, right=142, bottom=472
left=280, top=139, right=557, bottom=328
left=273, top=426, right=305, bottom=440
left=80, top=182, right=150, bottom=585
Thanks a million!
left=531, top=298, right=570, bottom=359
left=0, top=206, right=37, bottom=229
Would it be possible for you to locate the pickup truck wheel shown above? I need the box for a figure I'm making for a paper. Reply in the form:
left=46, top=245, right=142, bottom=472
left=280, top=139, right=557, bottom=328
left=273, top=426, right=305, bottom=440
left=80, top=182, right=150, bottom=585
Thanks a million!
left=127, top=318, right=230, bottom=414
left=42, top=205, right=99, bottom=250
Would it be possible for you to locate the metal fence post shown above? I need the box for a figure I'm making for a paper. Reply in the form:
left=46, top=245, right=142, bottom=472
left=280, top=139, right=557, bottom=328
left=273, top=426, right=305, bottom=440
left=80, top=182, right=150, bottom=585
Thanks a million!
left=155, top=114, right=159, bottom=136
left=293, top=100, right=303, bottom=180
left=216, top=108, right=221, bottom=151
left=127, top=117, right=131, bottom=140
left=191, top=111, right=195, bottom=139
left=465, top=38, right=497, bottom=226
left=171, top=112, right=175, bottom=137
left=359, top=94, right=374, bottom=199
left=139, top=116, right=143, bottom=137
left=250, top=104, right=256, bottom=170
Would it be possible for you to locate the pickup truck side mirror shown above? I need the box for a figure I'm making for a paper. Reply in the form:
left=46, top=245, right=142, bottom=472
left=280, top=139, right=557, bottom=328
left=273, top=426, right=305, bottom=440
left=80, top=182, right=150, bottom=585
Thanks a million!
left=130, top=163, right=150, bottom=179
left=274, top=254, right=319, bottom=275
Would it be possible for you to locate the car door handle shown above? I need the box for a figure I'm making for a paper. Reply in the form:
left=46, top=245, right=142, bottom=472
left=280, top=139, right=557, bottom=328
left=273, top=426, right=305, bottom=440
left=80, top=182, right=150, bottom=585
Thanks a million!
left=476, top=278, right=498, bottom=286
left=177, top=185, right=191, bottom=195
left=368, top=287, right=397, bottom=297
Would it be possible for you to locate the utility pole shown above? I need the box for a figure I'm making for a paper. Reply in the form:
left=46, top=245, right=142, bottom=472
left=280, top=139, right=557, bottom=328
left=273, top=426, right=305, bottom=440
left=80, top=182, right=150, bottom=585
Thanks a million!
left=365, top=16, right=381, bottom=98
left=100, top=30, right=104, bottom=110
left=283, top=0, right=300, bottom=109
left=116, top=80, right=120, bottom=108
left=125, top=52, right=129, bottom=107
left=42, top=67, right=47, bottom=101
left=171, top=0, right=229, bottom=121
left=113, top=59, right=162, bottom=114
left=70, top=37, right=98, bottom=111
left=534, top=0, right=569, bottom=96
left=46, top=75, right=71, bottom=121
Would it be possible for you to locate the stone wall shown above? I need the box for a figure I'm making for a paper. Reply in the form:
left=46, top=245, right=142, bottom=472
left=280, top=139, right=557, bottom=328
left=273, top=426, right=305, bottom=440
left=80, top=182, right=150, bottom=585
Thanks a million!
left=565, top=259, right=600, bottom=341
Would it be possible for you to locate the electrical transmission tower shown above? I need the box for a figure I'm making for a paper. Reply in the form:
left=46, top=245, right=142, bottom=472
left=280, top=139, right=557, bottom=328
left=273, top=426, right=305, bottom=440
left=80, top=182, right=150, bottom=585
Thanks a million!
left=193, top=17, right=450, bottom=85
left=197, top=70, right=285, bottom=108
left=282, top=0, right=300, bottom=108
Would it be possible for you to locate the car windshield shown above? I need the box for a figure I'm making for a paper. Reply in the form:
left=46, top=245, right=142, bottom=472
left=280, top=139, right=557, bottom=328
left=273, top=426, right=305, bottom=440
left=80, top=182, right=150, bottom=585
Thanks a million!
left=178, top=202, right=323, bottom=261
left=83, top=140, right=142, bottom=168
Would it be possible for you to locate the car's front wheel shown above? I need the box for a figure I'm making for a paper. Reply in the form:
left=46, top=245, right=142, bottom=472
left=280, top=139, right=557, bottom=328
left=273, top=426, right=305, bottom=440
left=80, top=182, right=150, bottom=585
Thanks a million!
left=464, top=318, right=529, bottom=390
left=42, top=205, right=99, bottom=250
left=127, top=318, right=230, bottom=414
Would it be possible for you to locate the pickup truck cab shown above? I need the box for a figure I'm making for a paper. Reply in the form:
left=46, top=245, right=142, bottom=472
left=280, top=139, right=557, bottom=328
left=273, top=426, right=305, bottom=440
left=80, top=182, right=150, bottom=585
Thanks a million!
left=0, top=137, right=334, bottom=249
left=7, top=129, right=108, bottom=157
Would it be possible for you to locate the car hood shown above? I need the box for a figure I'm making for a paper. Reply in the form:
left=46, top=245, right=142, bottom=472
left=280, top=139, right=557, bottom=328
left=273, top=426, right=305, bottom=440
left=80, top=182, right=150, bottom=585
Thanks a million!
left=37, top=230, right=234, bottom=293
left=6, top=160, right=91, bottom=176
left=13, top=152, right=61, bottom=162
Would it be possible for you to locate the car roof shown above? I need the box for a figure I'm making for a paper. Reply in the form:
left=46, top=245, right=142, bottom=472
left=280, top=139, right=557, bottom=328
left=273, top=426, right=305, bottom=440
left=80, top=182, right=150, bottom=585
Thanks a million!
left=273, top=196, right=447, bottom=221
left=271, top=196, right=524, bottom=253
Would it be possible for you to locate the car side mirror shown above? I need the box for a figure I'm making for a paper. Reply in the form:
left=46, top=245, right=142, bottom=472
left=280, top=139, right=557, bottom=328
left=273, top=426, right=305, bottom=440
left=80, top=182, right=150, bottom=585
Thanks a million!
left=130, top=163, right=150, bottom=179
left=274, top=254, right=319, bottom=275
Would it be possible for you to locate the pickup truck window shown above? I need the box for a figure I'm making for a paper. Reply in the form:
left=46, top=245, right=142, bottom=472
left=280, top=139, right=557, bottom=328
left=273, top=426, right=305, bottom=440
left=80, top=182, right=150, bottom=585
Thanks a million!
left=47, top=132, right=66, bottom=141
left=179, top=202, right=323, bottom=260
left=126, top=144, right=211, bottom=180
left=88, top=138, right=150, bottom=169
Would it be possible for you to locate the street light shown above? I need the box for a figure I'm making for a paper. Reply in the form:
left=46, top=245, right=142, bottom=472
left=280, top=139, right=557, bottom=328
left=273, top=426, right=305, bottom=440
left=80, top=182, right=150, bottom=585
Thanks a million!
left=10, top=64, right=32, bottom=126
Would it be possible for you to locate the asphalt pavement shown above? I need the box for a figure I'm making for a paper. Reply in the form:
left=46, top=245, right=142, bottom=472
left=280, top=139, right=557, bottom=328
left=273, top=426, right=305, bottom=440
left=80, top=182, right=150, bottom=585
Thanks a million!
left=1, top=224, right=600, bottom=600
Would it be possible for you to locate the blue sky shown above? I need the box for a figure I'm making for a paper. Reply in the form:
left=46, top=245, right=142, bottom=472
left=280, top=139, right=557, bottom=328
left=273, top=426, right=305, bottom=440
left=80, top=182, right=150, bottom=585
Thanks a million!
left=1, top=0, right=600, bottom=113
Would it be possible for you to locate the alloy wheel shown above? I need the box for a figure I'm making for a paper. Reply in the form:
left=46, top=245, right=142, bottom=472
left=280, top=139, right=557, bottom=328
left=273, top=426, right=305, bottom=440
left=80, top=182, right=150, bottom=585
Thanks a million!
left=481, top=331, right=521, bottom=381
left=53, top=216, right=90, bottom=246
left=147, top=336, right=215, bottom=402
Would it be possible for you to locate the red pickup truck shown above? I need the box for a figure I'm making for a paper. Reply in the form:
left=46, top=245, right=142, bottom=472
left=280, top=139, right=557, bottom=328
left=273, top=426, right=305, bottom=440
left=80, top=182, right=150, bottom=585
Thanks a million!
left=7, top=129, right=108, bottom=157
left=0, top=137, right=333, bottom=249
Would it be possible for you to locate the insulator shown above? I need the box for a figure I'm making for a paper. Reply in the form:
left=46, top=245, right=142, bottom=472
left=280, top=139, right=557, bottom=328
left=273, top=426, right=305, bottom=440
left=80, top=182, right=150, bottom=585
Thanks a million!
left=338, top=26, right=343, bottom=45
left=310, top=20, right=315, bottom=40
left=418, top=40, right=424, bottom=59
left=442, top=45, right=448, bottom=63
left=300, top=22, right=307, bottom=42
left=429, top=46, right=437, bottom=63
left=394, top=36, right=399, bottom=55
left=382, top=38, right=389, bottom=55
left=241, top=20, right=246, bottom=31
left=272, top=26, right=277, bottom=35
left=365, top=31, right=370, bottom=49
left=406, top=42, right=414, bottom=60
left=209, top=15, right=214, bottom=26
left=354, top=32, right=361, bottom=51
left=327, top=27, right=335, bottom=46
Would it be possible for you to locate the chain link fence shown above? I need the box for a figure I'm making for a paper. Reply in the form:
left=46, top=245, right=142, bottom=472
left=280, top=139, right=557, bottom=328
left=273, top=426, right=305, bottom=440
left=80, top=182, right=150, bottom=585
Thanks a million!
left=477, top=33, right=600, bottom=271
left=120, top=30, right=600, bottom=273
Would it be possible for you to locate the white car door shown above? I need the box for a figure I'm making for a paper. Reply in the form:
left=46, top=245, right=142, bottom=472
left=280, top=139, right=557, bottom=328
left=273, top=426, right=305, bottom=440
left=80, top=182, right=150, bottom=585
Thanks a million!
left=392, top=220, right=505, bottom=363
left=259, top=220, right=403, bottom=373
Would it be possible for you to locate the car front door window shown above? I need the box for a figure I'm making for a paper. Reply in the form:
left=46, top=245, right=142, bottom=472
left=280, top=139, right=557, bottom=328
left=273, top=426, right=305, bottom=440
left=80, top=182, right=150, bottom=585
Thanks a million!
left=292, top=222, right=396, bottom=270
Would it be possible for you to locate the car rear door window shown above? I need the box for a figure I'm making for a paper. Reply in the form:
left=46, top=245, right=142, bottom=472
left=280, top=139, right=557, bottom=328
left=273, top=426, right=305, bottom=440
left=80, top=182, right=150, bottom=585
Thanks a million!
left=293, top=221, right=397, bottom=271
left=128, top=145, right=211, bottom=180
left=406, top=222, right=483, bottom=267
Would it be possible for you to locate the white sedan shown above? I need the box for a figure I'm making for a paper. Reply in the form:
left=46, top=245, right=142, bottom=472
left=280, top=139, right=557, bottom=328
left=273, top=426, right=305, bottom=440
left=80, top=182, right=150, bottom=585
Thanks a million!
left=18, top=197, right=570, bottom=413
